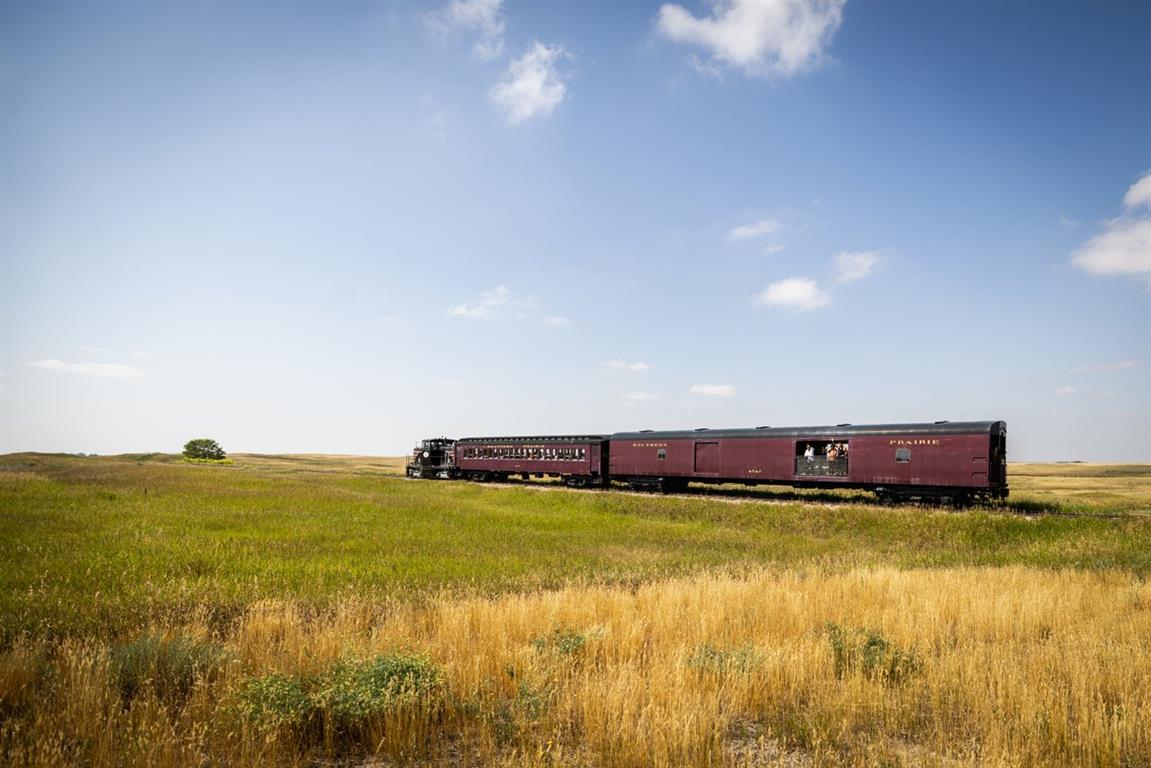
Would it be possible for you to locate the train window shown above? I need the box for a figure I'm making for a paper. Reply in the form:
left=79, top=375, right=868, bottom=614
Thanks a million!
left=896, top=448, right=911, bottom=463
left=657, top=449, right=666, bottom=460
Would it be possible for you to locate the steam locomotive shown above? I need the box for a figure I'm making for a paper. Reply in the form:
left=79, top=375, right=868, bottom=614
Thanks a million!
left=407, top=421, right=1008, bottom=504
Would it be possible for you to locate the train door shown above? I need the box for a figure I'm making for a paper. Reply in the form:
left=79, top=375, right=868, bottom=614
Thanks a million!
left=693, top=441, right=720, bottom=475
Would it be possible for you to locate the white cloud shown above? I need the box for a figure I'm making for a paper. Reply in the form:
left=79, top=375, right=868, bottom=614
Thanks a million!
left=449, top=285, right=513, bottom=318
left=427, top=0, right=506, bottom=60
left=1059, top=215, right=1080, bottom=228
left=763, top=244, right=787, bottom=255
left=27, top=359, right=147, bottom=379
left=728, top=218, right=780, bottom=240
left=656, top=0, right=846, bottom=79
left=690, top=384, right=735, bottom=397
left=1124, top=171, right=1151, bottom=210
left=834, top=250, right=880, bottom=283
left=1070, top=217, right=1151, bottom=278
left=753, top=277, right=831, bottom=311
left=1074, top=360, right=1138, bottom=374
left=604, top=361, right=652, bottom=372
left=1054, top=385, right=1076, bottom=397
left=1071, top=172, right=1151, bottom=281
left=542, top=315, right=571, bottom=326
left=627, top=391, right=660, bottom=401
left=490, top=42, right=570, bottom=125
left=381, top=315, right=412, bottom=327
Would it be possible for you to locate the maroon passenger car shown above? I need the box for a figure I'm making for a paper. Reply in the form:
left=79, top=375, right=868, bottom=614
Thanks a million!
left=454, top=435, right=609, bottom=487
left=608, top=421, right=1007, bottom=503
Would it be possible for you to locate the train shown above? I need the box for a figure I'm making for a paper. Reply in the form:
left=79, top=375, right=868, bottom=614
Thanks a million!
left=407, top=420, right=1008, bottom=505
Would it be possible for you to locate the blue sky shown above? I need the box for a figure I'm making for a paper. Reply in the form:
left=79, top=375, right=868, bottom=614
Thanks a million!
left=2, top=0, right=1149, bottom=461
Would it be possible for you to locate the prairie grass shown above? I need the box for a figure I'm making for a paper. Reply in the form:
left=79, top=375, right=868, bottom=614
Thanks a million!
left=1, top=568, right=1147, bottom=767
left=2, top=453, right=1150, bottom=765
left=2, top=453, right=1149, bottom=640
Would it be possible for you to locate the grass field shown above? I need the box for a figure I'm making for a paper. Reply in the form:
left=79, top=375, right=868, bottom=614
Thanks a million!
left=2, top=453, right=1150, bottom=766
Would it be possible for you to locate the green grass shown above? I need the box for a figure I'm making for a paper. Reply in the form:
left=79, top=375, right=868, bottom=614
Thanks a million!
left=1, top=452, right=1149, bottom=641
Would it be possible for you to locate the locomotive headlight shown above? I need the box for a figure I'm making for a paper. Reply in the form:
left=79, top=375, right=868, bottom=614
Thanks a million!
left=422, top=451, right=429, bottom=458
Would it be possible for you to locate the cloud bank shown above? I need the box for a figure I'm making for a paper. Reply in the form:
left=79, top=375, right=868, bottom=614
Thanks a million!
left=1071, top=171, right=1151, bottom=280
left=689, top=383, right=735, bottom=397
left=656, top=0, right=846, bottom=78
left=449, top=285, right=513, bottom=318
left=729, top=218, right=781, bottom=240
left=834, top=250, right=880, bottom=283
left=27, top=359, right=147, bottom=379
left=427, top=0, right=506, bottom=60
left=490, top=42, right=570, bottom=124
left=753, top=277, right=831, bottom=311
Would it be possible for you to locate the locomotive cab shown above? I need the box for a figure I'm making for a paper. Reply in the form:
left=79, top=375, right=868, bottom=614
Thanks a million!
left=406, top=437, right=456, bottom=479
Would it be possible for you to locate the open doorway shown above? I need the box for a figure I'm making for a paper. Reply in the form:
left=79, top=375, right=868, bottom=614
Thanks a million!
left=795, top=440, right=849, bottom=477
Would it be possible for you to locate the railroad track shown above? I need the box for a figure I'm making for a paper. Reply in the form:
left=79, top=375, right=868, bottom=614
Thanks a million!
left=401, top=476, right=1147, bottom=519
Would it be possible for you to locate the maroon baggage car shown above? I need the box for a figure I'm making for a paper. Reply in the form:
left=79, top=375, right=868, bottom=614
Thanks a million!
left=608, top=421, right=1007, bottom=503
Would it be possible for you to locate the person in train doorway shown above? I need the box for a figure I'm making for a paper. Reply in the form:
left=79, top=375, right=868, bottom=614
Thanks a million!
left=804, top=444, right=815, bottom=462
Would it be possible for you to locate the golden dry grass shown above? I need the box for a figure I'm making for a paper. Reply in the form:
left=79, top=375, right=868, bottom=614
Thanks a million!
left=2, top=567, right=1148, bottom=767
left=231, top=453, right=410, bottom=476
left=1006, top=463, right=1151, bottom=513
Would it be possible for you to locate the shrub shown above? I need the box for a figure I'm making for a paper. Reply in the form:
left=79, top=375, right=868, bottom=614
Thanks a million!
left=238, top=672, right=315, bottom=731
left=236, top=653, right=444, bottom=738
left=182, top=438, right=226, bottom=461
left=687, top=643, right=762, bottom=674
left=111, top=635, right=223, bottom=704
left=314, top=653, right=443, bottom=725
left=826, top=623, right=920, bottom=685
left=531, top=626, right=600, bottom=657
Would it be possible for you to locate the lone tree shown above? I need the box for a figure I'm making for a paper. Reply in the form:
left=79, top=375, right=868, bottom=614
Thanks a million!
left=183, top=438, right=226, bottom=461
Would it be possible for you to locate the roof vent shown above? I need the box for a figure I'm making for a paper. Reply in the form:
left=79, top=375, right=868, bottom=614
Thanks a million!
left=836, top=423, right=851, bottom=427
left=639, top=429, right=654, bottom=433
left=694, top=427, right=709, bottom=431
left=755, top=425, right=771, bottom=429
left=934, top=420, right=950, bottom=424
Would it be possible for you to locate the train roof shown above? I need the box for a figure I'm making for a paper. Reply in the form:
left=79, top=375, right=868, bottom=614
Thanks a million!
left=611, top=421, right=1006, bottom=441
left=455, top=435, right=608, bottom=444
